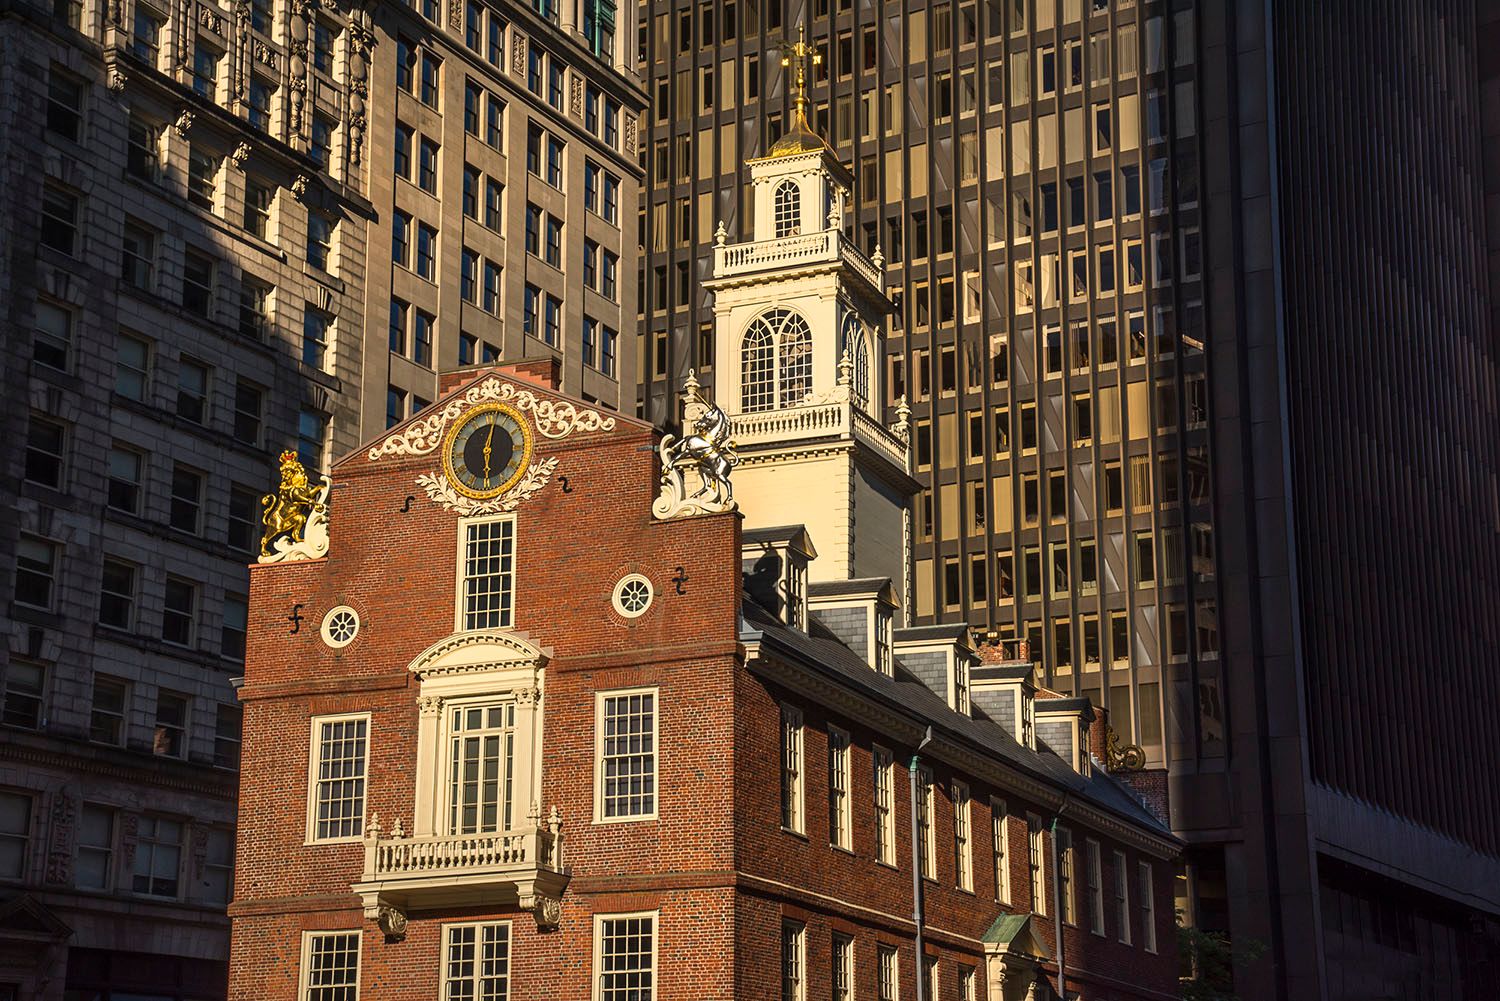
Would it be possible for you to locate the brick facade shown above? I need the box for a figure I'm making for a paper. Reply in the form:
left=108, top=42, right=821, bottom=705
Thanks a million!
left=230, top=365, right=1178, bottom=1000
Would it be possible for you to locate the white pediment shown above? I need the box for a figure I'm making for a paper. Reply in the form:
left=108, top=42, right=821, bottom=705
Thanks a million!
left=408, top=631, right=551, bottom=680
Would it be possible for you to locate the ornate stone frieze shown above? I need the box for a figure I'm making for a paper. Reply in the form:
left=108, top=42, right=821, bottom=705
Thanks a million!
left=623, top=113, right=638, bottom=155
left=416, top=456, right=557, bottom=518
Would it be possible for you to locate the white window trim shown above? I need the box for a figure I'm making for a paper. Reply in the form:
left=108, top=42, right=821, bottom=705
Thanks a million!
left=953, top=780, right=973, bottom=892
left=454, top=513, right=518, bottom=634
left=304, top=712, right=371, bottom=846
left=593, top=686, right=660, bottom=824
left=780, top=703, right=805, bottom=835
left=1114, top=849, right=1132, bottom=945
left=300, top=929, right=361, bottom=1001
left=828, top=725, right=852, bottom=852
left=441, top=919, right=512, bottom=999
left=873, top=743, right=895, bottom=866
left=992, top=797, right=1011, bottom=904
left=593, top=910, right=659, bottom=1001
left=782, top=919, right=807, bottom=1001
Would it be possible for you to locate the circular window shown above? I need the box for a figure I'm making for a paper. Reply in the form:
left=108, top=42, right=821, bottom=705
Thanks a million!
left=321, top=606, right=360, bottom=648
left=612, top=575, right=654, bottom=618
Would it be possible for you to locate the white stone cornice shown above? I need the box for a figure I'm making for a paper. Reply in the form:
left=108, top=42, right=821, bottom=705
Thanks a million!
left=408, top=630, right=551, bottom=680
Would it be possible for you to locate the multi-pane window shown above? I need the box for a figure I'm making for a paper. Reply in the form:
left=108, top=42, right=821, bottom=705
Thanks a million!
left=0, top=662, right=44, bottom=730
left=16, top=535, right=58, bottom=610
left=47, top=68, right=83, bottom=142
left=192, top=43, right=219, bottom=96
left=831, top=934, right=853, bottom=1001
left=1138, top=861, right=1157, bottom=952
left=486, top=96, right=504, bottom=148
left=546, top=136, right=564, bottom=187
left=597, top=915, right=654, bottom=1001
left=308, top=213, right=334, bottom=271
left=153, top=689, right=188, bottom=756
left=233, top=381, right=263, bottom=445
left=215, top=703, right=243, bottom=769
left=99, top=558, right=137, bottom=629
left=544, top=295, right=561, bottom=345
left=1058, top=826, right=1076, bottom=924
left=444, top=922, right=511, bottom=1001
left=740, top=308, right=814, bottom=412
left=420, top=52, right=441, bottom=105
left=76, top=804, right=114, bottom=889
left=781, top=921, right=806, bottom=1001
left=131, top=816, right=181, bottom=897
left=303, top=931, right=360, bottom=1001
left=599, top=691, right=656, bottom=820
left=992, top=798, right=1011, bottom=902
left=299, top=408, right=327, bottom=470
left=1113, top=850, right=1131, bottom=943
left=417, top=223, right=438, bottom=280
left=182, top=251, right=215, bottom=316
left=544, top=216, right=562, bottom=267
left=310, top=715, right=369, bottom=841
left=773, top=179, right=801, bottom=237
left=24, top=416, right=66, bottom=489
left=0, top=792, right=30, bottom=880
left=187, top=144, right=220, bottom=209
left=600, top=326, right=617, bottom=377
left=132, top=5, right=162, bottom=64
left=873, top=744, right=894, bottom=864
left=229, top=484, right=258, bottom=554
left=203, top=827, right=233, bottom=903
left=304, top=307, right=332, bottom=369
left=310, top=115, right=334, bottom=169
left=827, top=727, right=850, bottom=850
left=121, top=221, right=155, bottom=288
left=779, top=704, right=804, bottom=832
left=1086, top=839, right=1105, bottom=935
left=953, top=781, right=972, bottom=890
left=414, top=310, right=434, bottom=366
left=33, top=298, right=71, bottom=371
left=1028, top=813, right=1047, bottom=914
left=483, top=261, right=501, bottom=314
left=176, top=358, right=209, bottom=423
left=169, top=464, right=203, bottom=534
left=313, top=19, right=336, bottom=71
left=89, top=676, right=128, bottom=744
left=419, top=137, right=439, bottom=192
left=916, top=766, right=935, bottom=879
left=40, top=184, right=78, bottom=255
left=460, top=517, right=515, bottom=630
left=222, top=593, right=248, bottom=660
left=485, top=178, right=503, bottom=229
left=463, top=166, right=480, bottom=218
left=876, top=945, right=898, bottom=1001
left=244, top=179, right=273, bottom=239
left=394, top=123, right=413, bottom=179
left=449, top=702, right=516, bottom=834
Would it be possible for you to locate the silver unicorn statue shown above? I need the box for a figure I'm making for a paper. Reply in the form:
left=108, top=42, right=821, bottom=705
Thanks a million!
left=653, top=372, right=740, bottom=519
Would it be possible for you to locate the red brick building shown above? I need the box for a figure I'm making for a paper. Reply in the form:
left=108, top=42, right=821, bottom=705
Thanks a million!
left=230, top=346, right=1179, bottom=1000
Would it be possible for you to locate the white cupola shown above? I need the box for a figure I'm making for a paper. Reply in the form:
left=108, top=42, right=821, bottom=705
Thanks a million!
left=701, top=48, right=917, bottom=587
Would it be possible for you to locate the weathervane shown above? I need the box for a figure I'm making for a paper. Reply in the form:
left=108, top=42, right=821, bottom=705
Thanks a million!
left=778, top=25, right=821, bottom=123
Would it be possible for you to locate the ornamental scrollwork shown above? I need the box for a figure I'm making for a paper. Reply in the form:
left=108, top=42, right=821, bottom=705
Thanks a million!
left=367, top=377, right=616, bottom=462
left=259, top=451, right=331, bottom=564
left=1105, top=725, right=1146, bottom=773
left=415, top=456, right=558, bottom=518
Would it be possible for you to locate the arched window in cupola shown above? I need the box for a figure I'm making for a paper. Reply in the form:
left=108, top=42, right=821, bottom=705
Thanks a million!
left=773, top=179, right=802, bottom=238
left=840, top=312, right=872, bottom=411
left=740, top=308, right=815, bottom=412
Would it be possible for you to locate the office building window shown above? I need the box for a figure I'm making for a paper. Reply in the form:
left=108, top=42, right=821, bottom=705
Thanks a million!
left=75, top=804, right=115, bottom=889
left=33, top=299, right=72, bottom=371
left=89, top=676, right=128, bottom=744
left=24, top=416, right=66, bottom=489
left=40, top=184, right=79, bottom=256
left=153, top=690, right=188, bottom=757
left=161, top=578, right=196, bottom=647
left=131, top=816, right=181, bottom=897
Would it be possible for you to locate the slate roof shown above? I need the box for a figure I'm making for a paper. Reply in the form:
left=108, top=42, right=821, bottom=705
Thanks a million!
left=740, top=596, right=1171, bottom=838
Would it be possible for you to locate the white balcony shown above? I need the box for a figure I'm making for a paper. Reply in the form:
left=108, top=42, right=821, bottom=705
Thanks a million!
left=712, top=228, right=884, bottom=291
left=351, top=809, right=569, bottom=934
left=731, top=399, right=909, bottom=473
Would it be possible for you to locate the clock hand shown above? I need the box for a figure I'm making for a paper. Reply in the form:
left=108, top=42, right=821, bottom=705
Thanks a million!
left=482, top=423, right=494, bottom=479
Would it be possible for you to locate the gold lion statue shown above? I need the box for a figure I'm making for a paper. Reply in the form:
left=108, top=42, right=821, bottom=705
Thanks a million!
left=260, top=451, right=331, bottom=562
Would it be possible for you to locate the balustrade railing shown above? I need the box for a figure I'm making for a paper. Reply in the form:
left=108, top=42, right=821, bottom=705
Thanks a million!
left=713, top=228, right=882, bottom=289
left=361, top=823, right=562, bottom=882
left=732, top=400, right=909, bottom=472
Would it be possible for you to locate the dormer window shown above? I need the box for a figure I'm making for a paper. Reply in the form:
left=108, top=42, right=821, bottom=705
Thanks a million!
left=874, top=608, right=893, bottom=675
left=741, top=308, right=814, bottom=412
left=773, top=179, right=801, bottom=237
left=457, top=516, right=515, bottom=631
left=952, top=657, right=971, bottom=715
left=785, top=558, right=807, bottom=631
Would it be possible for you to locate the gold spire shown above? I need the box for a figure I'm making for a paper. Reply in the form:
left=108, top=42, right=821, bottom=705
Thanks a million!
left=770, top=25, right=830, bottom=157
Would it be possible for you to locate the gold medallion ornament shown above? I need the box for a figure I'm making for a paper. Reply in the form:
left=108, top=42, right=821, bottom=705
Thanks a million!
left=442, top=403, right=533, bottom=499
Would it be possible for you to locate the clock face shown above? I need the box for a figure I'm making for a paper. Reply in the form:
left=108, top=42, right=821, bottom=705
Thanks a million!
left=442, top=403, right=533, bottom=499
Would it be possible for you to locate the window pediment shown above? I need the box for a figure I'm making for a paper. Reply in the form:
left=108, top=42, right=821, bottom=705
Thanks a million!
left=408, top=630, right=550, bottom=682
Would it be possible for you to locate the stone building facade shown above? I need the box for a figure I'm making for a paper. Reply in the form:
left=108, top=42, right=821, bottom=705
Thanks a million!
left=0, top=0, right=640, bottom=996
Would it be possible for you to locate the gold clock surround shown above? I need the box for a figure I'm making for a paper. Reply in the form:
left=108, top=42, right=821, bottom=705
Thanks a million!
left=441, top=402, right=534, bottom=500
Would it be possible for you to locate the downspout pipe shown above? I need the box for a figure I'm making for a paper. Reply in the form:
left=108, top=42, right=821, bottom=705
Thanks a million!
left=1050, top=796, right=1071, bottom=1000
left=910, top=726, right=935, bottom=1001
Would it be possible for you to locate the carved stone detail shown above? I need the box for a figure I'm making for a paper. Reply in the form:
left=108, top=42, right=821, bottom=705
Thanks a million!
left=569, top=74, right=583, bottom=116
left=292, top=173, right=310, bottom=197
left=377, top=903, right=408, bottom=940
left=173, top=108, right=195, bottom=137
left=417, top=695, right=444, bottom=717
left=231, top=141, right=252, bottom=167
left=369, top=376, right=616, bottom=461
left=654, top=372, right=739, bottom=519
left=623, top=113, right=638, bottom=155
left=512, top=32, right=527, bottom=77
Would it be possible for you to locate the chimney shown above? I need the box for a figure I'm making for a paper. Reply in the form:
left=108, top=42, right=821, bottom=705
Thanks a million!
left=437, top=356, right=564, bottom=396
